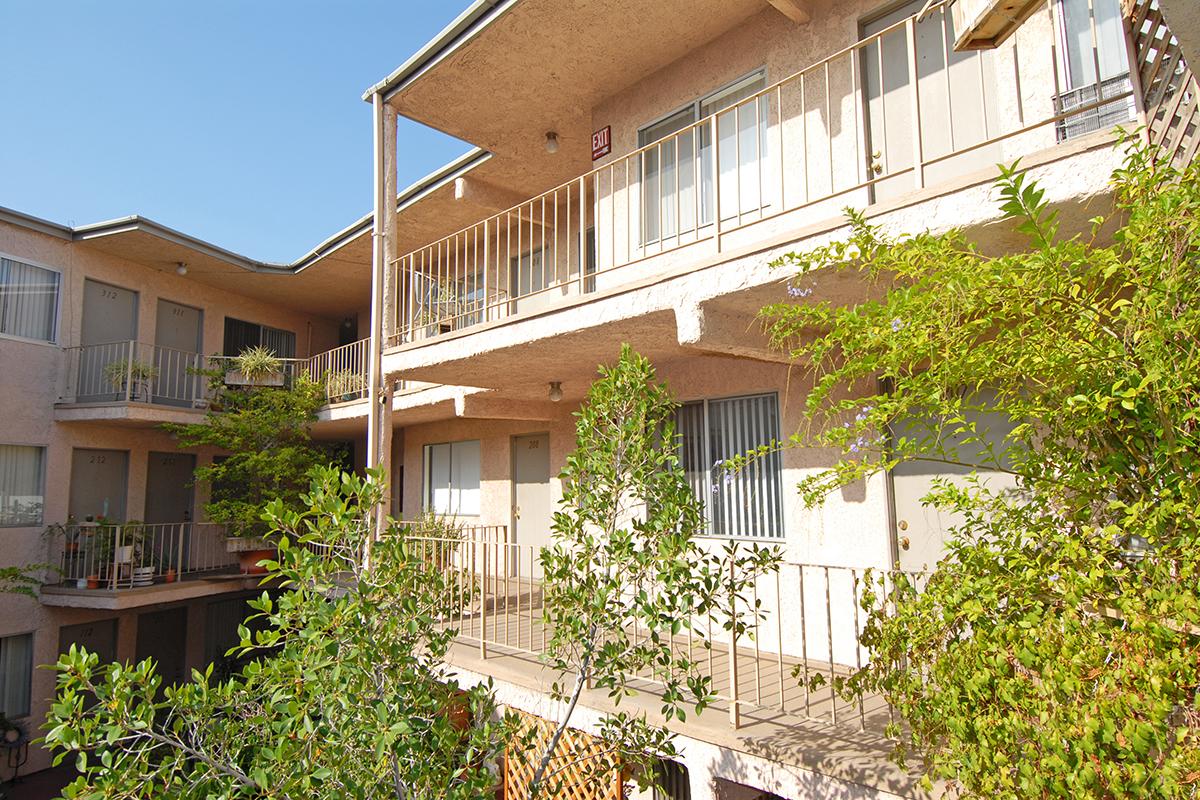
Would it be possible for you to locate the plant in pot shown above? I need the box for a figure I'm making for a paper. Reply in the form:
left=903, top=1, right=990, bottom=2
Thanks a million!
left=125, top=521, right=156, bottom=587
left=325, top=368, right=363, bottom=402
left=104, top=358, right=159, bottom=402
left=225, top=345, right=285, bottom=387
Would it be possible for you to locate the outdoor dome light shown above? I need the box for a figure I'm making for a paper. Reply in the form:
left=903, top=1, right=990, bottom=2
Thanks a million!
left=544, top=131, right=560, bottom=154
left=548, top=381, right=563, bottom=402
left=176, top=262, right=188, bottom=276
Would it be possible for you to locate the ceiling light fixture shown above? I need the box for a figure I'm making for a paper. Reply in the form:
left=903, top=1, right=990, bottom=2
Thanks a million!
left=544, top=131, right=560, bottom=154
left=175, top=262, right=188, bottom=276
left=548, top=381, right=563, bottom=402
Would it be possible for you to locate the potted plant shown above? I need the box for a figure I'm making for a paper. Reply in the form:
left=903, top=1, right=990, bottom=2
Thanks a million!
left=225, top=533, right=276, bottom=575
left=86, top=574, right=100, bottom=590
left=325, top=369, right=363, bottom=402
left=125, top=521, right=155, bottom=587
left=103, top=358, right=159, bottom=402
left=225, top=346, right=285, bottom=387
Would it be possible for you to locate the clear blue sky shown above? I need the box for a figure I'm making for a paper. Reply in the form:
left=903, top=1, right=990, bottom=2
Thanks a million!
left=0, top=1, right=474, bottom=262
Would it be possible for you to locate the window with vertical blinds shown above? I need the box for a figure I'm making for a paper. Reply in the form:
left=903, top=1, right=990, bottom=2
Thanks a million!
left=676, top=393, right=783, bottom=539
left=222, top=317, right=296, bottom=358
left=423, top=440, right=481, bottom=517
left=0, top=633, right=33, bottom=718
left=0, top=445, right=44, bottom=527
left=0, top=257, right=60, bottom=343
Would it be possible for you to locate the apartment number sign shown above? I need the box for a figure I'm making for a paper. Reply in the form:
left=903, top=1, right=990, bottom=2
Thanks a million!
left=591, top=126, right=611, bottom=161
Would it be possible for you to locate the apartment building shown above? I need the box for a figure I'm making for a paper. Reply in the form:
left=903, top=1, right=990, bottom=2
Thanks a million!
left=355, top=0, right=1196, bottom=798
left=2, top=0, right=1195, bottom=796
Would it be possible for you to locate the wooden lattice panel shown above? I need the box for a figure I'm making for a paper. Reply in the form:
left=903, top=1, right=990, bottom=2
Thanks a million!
left=503, top=709, right=624, bottom=800
left=1127, top=0, right=1200, bottom=168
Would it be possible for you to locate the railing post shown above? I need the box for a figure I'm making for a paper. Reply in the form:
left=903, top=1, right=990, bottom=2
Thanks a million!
left=577, top=176, right=587, bottom=293
left=905, top=16, right=925, bottom=191
left=124, top=341, right=135, bottom=402
left=177, top=523, right=187, bottom=574
left=480, top=540, right=489, bottom=659
left=727, top=554, right=741, bottom=728
left=110, top=525, right=124, bottom=590
left=711, top=114, right=723, bottom=253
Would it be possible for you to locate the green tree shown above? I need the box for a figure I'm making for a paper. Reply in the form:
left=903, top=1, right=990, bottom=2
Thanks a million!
left=759, top=142, right=1200, bottom=798
left=44, top=467, right=518, bottom=799
left=531, top=344, right=780, bottom=795
left=166, top=375, right=333, bottom=535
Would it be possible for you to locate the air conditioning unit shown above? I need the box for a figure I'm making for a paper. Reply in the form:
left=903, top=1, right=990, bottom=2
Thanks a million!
left=951, top=0, right=1044, bottom=50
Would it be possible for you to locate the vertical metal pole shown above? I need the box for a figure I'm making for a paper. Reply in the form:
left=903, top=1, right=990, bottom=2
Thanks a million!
left=578, top=176, right=587, bottom=293
left=480, top=540, right=489, bottom=659
left=124, top=341, right=134, bottom=402
left=367, top=93, right=388, bottom=552
left=711, top=114, right=723, bottom=252
left=906, top=16, right=925, bottom=190
left=727, top=555, right=741, bottom=728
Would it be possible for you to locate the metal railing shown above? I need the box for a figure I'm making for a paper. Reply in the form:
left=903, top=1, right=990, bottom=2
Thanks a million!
left=407, top=534, right=922, bottom=732
left=389, top=0, right=1136, bottom=344
left=47, top=522, right=236, bottom=591
left=306, top=339, right=370, bottom=404
left=61, top=341, right=209, bottom=407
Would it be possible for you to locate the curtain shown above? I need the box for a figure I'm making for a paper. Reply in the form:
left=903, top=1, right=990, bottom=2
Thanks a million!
left=0, top=633, right=33, bottom=718
left=423, top=440, right=481, bottom=516
left=0, top=444, right=44, bottom=527
left=676, top=394, right=783, bottom=539
left=0, top=258, right=59, bottom=342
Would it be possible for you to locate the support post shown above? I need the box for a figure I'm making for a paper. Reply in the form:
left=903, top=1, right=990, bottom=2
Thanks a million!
left=906, top=16, right=925, bottom=191
left=367, top=92, right=389, bottom=547
left=727, top=554, right=741, bottom=728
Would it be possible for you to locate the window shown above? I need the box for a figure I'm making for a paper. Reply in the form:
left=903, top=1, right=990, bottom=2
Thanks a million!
left=676, top=393, right=783, bottom=539
left=0, top=256, right=59, bottom=343
left=423, top=440, right=481, bottom=516
left=0, top=633, right=33, bottom=718
left=222, top=317, right=296, bottom=358
left=638, top=71, right=769, bottom=244
left=1054, top=0, right=1134, bottom=140
left=0, top=445, right=45, bottom=527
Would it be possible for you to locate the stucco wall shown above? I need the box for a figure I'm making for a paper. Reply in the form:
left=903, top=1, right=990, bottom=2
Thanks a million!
left=0, top=219, right=345, bottom=775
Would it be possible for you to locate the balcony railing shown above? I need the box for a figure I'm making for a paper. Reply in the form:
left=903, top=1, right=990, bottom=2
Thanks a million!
left=408, top=534, right=923, bottom=732
left=60, top=340, right=383, bottom=409
left=61, top=341, right=209, bottom=407
left=388, top=0, right=1136, bottom=345
left=46, top=522, right=236, bottom=591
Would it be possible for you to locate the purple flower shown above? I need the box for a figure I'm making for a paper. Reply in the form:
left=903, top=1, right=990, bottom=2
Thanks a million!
left=787, top=282, right=813, bottom=299
left=890, top=317, right=904, bottom=332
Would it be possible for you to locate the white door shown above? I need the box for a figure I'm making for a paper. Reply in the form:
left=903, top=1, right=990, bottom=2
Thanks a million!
left=79, top=279, right=138, bottom=401
left=862, top=0, right=1004, bottom=202
left=154, top=300, right=203, bottom=405
left=889, top=394, right=1018, bottom=572
left=512, top=433, right=552, bottom=577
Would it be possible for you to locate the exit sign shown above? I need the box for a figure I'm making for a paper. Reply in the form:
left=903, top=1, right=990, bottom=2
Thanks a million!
left=591, top=126, right=611, bottom=161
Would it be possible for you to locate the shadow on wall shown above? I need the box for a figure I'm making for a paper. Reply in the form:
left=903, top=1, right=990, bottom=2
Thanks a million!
left=701, top=718, right=924, bottom=800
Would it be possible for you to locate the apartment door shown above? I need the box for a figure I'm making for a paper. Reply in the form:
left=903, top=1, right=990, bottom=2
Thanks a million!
left=154, top=299, right=203, bottom=406
left=862, top=0, right=1003, bottom=203
left=69, top=449, right=129, bottom=522
left=58, top=619, right=118, bottom=664
left=145, top=452, right=196, bottom=571
left=135, top=607, right=187, bottom=689
left=889, top=393, right=1018, bottom=573
left=512, top=433, right=552, bottom=577
left=79, top=279, right=138, bottom=402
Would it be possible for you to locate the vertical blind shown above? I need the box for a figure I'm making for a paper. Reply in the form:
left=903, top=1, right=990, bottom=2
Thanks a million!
left=0, top=257, right=59, bottom=343
left=223, top=317, right=296, bottom=358
left=424, top=440, right=481, bottom=516
left=676, top=393, right=783, bottom=539
left=0, top=444, right=44, bottom=527
left=0, top=633, right=33, bottom=718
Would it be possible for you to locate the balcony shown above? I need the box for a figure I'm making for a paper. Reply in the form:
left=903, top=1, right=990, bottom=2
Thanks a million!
left=409, top=534, right=915, bottom=731
left=386, top=0, right=1137, bottom=355
left=56, top=339, right=384, bottom=424
left=40, top=521, right=256, bottom=609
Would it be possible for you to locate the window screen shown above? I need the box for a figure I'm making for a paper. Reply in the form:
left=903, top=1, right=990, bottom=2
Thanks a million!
left=0, top=444, right=44, bottom=527
left=0, top=257, right=59, bottom=343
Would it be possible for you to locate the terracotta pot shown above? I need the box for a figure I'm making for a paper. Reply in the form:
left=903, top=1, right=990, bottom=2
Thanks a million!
left=86, top=575, right=100, bottom=590
left=238, top=548, right=276, bottom=575
left=164, top=568, right=176, bottom=583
